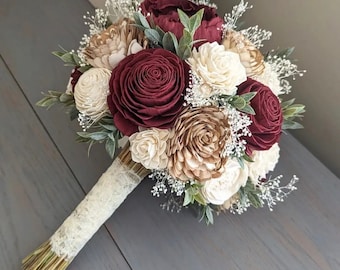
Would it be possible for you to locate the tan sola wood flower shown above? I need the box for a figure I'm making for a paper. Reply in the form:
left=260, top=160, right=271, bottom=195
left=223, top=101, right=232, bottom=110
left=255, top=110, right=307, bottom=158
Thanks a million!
left=167, top=106, right=231, bottom=182
left=84, top=18, right=147, bottom=70
left=222, top=30, right=265, bottom=77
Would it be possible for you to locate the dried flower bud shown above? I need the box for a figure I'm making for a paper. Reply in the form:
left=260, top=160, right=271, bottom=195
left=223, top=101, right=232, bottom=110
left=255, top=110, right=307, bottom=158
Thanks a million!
left=223, top=30, right=265, bottom=77
left=167, top=106, right=231, bottom=182
left=84, top=18, right=147, bottom=70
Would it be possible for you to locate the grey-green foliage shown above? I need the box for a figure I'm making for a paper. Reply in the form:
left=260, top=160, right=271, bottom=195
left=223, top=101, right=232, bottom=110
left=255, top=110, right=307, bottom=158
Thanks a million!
left=133, top=8, right=204, bottom=59
left=36, top=90, right=78, bottom=121
left=281, top=98, right=305, bottom=129
left=76, top=117, right=122, bottom=158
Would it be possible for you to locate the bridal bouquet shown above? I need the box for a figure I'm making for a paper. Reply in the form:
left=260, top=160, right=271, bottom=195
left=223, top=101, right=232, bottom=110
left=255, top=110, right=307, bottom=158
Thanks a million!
left=23, top=0, right=305, bottom=269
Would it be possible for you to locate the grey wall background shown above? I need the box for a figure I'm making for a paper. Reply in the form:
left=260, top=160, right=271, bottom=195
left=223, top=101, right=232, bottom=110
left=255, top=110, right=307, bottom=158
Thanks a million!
left=90, top=0, right=339, bottom=177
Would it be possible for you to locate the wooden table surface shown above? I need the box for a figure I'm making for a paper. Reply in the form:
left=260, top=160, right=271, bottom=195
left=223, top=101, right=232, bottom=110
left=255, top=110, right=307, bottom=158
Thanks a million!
left=0, top=0, right=339, bottom=269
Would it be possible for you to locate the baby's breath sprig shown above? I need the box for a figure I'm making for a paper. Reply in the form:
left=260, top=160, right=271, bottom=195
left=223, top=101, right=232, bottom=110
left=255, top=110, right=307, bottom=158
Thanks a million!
left=265, top=49, right=306, bottom=94
left=223, top=0, right=252, bottom=31
left=258, top=175, right=299, bottom=211
left=240, top=26, right=272, bottom=49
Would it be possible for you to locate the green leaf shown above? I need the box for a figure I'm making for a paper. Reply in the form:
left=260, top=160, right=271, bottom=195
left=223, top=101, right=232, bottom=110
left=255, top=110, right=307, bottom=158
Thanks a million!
left=72, top=53, right=82, bottom=66
left=193, top=192, right=207, bottom=206
left=105, top=138, right=116, bottom=159
left=198, top=205, right=214, bottom=225
left=183, top=190, right=192, bottom=206
left=178, top=29, right=193, bottom=59
left=36, top=96, right=58, bottom=108
left=155, top=26, right=165, bottom=40
left=134, top=12, right=150, bottom=28
left=238, top=104, right=256, bottom=115
left=205, top=205, right=214, bottom=225
left=283, top=105, right=305, bottom=118
left=177, top=9, right=190, bottom=29
left=86, top=140, right=95, bottom=157
left=281, top=98, right=295, bottom=109
left=59, top=93, right=73, bottom=102
left=247, top=192, right=262, bottom=208
left=52, top=50, right=79, bottom=66
left=99, top=123, right=117, bottom=132
left=162, top=32, right=177, bottom=52
left=237, top=156, right=245, bottom=169
left=68, top=106, right=79, bottom=121
left=242, top=154, right=254, bottom=163
left=230, top=96, right=246, bottom=109
left=60, top=53, right=75, bottom=64
left=77, top=131, right=107, bottom=141
left=145, top=28, right=162, bottom=44
left=240, top=92, right=257, bottom=102
left=282, top=119, right=304, bottom=130
left=78, top=65, right=92, bottom=73
left=188, top=8, right=204, bottom=33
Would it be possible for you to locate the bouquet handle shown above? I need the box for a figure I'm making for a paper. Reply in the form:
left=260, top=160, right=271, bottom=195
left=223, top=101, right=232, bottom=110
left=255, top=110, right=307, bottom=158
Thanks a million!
left=22, top=144, right=149, bottom=270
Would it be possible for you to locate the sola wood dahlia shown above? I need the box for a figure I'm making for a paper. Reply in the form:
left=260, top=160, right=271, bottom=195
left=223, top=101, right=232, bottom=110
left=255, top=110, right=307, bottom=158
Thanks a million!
left=167, top=106, right=231, bottom=182
left=22, top=144, right=149, bottom=270
left=84, top=18, right=147, bottom=70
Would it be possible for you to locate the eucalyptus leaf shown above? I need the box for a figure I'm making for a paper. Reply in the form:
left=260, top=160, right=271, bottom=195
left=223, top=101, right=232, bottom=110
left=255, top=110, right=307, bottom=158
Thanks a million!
left=247, top=192, right=262, bottom=208
left=281, top=98, right=295, bottom=109
left=188, top=8, right=204, bottom=33
left=238, top=104, right=256, bottom=115
left=99, top=123, right=117, bottom=132
left=282, top=120, right=304, bottom=130
left=68, top=106, right=79, bottom=121
left=205, top=205, right=214, bottom=225
left=178, top=29, right=193, bottom=59
left=60, top=53, right=76, bottom=64
left=145, top=28, right=162, bottom=44
left=59, top=93, right=73, bottom=102
left=105, top=138, right=116, bottom=159
left=194, top=193, right=206, bottom=206
left=107, top=132, right=118, bottom=142
left=183, top=191, right=192, bottom=206
left=72, top=53, right=82, bottom=66
left=162, top=32, right=177, bottom=52
left=36, top=97, right=58, bottom=108
left=237, top=156, right=245, bottom=169
left=155, top=26, right=165, bottom=40
left=240, top=92, right=257, bottom=102
left=177, top=9, right=190, bottom=29
left=178, top=29, right=192, bottom=47
left=51, top=51, right=65, bottom=58
left=134, top=12, right=150, bottom=28
left=88, top=131, right=108, bottom=141
left=242, top=154, right=254, bottom=163
left=230, top=96, right=246, bottom=109
left=78, top=65, right=92, bottom=73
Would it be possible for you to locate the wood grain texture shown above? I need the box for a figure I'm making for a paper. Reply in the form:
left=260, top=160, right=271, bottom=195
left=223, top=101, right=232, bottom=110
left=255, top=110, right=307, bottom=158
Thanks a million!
left=0, top=0, right=339, bottom=270
left=107, top=134, right=340, bottom=270
left=0, top=0, right=112, bottom=194
left=0, top=58, right=130, bottom=270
